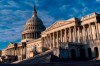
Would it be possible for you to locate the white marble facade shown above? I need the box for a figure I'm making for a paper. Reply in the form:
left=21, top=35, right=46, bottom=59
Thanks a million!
left=1, top=12, right=100, bottom=63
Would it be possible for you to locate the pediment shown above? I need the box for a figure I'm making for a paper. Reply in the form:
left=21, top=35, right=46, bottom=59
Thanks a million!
left=45, top=21, right=64, bottom=32
left=7, top=43, right=14, bottom=48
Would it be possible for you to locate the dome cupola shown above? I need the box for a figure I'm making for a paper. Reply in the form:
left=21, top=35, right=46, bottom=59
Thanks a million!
left=21, top=4, right=46, bottom=41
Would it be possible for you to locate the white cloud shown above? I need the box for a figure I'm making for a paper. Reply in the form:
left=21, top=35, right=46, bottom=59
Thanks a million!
left=59, top=5, right=70, bottom=11
left=72, top=7, right=79, bottom=13
left=0, top=10, right=31, bottom=42
left=0, top=0, right=20, bottom=8
left=96, top=0, right=100, bottom=2
left=38, top=10, right=55, bottom=27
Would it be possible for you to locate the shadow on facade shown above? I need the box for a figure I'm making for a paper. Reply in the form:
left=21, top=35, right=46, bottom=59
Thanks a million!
left=51, top=42, right=100, bottom=62
left=65, top=43, right=99, bottom=61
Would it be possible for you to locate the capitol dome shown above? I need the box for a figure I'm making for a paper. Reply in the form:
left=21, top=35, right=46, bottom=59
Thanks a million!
left=21, top=5, right=46, bottom=41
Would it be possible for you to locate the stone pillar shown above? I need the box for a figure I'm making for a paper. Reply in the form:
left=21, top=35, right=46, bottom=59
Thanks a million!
left=69, top=28, right=71, bottom=42
left=22, top=34, right=23, bottom=40
left=46, top=36, right=48, bottom=47
left=78, top=27, right=80, bottom=43
left=23, top=34, right=24, bottom=39
left=97, top=23, right=100, bottom=39
left=49, top=34, right=52, bottom=49
left=29, top=33, right=30, bottom=39
left=74, top=27, right=76, bottom=42
left=27, top=33, right=28, bottom=39
left=64, top=28, right=68, bottom=49
left=28, top=33, right=29, bottom=39
left=60, top=30, right=63, bottom=47
left=57, top=31, right=59, bottom=48
left=47, top=35, right=49, bottom=48
left=25, top=45, right=27, bottom=58
left=65, top=29, right=67, bottom=43
left=89, top=24, right=93, bottom=41
left=27, top=33, right=29, bottom=39
left=53, top=32, right=55, bottom=48
left=95, top=22, right=99, bottom=40
left=83, top=25, right=86, bottom=43
left=34, top=33, right=35, bottom=39
left=22, top=34, right=23, bottom=39
left=25, top=34, right=26, bottom=39
left=25, top=34, right=27, bottom=39
left=14, top=48, right=16, bottom=56
left=21, top=47, right=23, bottom=60
left=42, top=37, right=44, bottom=48
left=75, top=26, right=78, bottom=43
left=30, top=33, right=31, bottom=39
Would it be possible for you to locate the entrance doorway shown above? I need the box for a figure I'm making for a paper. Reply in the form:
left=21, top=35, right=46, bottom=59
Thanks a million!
left=80, top=49, right=86, bottom=59
left=88, top=48, right=92, bottom=58
left=70, top=49, right=76, bottom=60
left=94, top=47, right=99, bottom=58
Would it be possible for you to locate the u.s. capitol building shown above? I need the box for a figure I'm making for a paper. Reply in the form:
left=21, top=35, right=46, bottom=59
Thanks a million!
left=1, top=4, right=100, bottom=63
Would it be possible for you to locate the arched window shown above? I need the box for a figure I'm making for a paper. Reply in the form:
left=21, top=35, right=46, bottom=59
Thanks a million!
left=29, top=27, right=30, bottom=30
left=88, top=48, right=92, bottom=58
left=94, top=47, right=99, bottom=57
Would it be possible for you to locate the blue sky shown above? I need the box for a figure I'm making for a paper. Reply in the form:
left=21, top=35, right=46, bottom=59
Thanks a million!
left=0, top=0, right=100, bottom=50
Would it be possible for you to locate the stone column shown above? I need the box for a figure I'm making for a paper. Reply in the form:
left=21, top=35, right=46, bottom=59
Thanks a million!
left=42, top=37, right=44, bottom=48
left=95, top=22, right=99, bottom=40
left=75, top=26, right=78, bottom=43
left=57, top=31, right=59, bottom=48
left=46, top=36, right=48, bottom=47
left=78, top=27, right=80, bottom=43
left=34, top=33, right=35, bottom=39
left=89, top=24, right=93, bottom=41
left=45, top=36, right=49, bottom=47
left=86, top=25, right=89, bottom=43
left=53, top=32, right=55, bottom=48
left=27, top=33, right=29, bottom=39
left=22, top=34, right=23, bottom=39
left=25, top=34, right=26, bottom=39
left=22, top=34, right=23, bottom=40
left=31, top=33, right=33, bottom=39
left=69, top=28, right=71, bottom=42
left=21, top=47, right=23, bottom=60
left=23, top=34, right=24, bottom=39
left=73, top=27, right=75, bottom=42
left=26, top=34, right=28, bottom=39
left=27, top=33, right=28, bottom=39
left=24, top=34, right=25, bottom=39
left=25, top=45, right=27, bottom=59
left=64, top=28, right=68, bottom=49
left=50, top=34, right=52, bottom=49
left=60, top=30, right=63, bottom=47
left=83, top=25, right=86, bottom=43
left=65, top=28, right=67, bottom=43
left=97, top=23, right=100, bottom=39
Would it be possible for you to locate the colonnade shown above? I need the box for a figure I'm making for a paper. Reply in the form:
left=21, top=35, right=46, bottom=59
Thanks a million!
left=79, top=22, right=100, bottom=44
left=42, top=22, right=100, bottom=49
left=22, top=32, right=40, bottom=40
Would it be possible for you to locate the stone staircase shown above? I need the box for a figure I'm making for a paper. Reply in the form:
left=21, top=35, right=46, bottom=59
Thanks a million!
left=12, top=49, right=54, bottom=64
